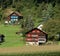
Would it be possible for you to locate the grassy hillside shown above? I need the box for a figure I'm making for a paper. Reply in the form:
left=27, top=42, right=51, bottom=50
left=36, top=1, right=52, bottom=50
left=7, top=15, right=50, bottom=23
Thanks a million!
left=0, top=24, right=25, bottom=47
left=0, top=0, right=60, bottom=40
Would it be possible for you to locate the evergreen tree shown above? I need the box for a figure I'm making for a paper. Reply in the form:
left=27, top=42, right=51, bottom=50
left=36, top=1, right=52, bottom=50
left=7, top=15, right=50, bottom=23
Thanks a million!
left=25, top=15, right=34, bottom=31
left=53, top=3, right=60, bottom=19
left=21, top=15, right=34, bottom=36
left=42, top=3, right=53, bottom=22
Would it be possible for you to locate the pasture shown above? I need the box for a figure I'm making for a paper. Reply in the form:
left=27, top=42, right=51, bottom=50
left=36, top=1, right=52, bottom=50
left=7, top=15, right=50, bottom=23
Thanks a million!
left=0, top=24, right=25, bottom=47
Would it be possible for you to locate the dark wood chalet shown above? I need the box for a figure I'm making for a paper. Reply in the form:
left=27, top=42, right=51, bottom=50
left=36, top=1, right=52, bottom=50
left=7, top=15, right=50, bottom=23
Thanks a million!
left=6, top=11, right=23, bottom=24
left=26, top=28, right=48, bottom=45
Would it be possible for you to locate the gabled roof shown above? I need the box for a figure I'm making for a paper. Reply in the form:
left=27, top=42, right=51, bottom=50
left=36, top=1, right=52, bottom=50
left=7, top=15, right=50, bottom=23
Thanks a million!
left=4, top=9, right=22, bottom=17
left=26, top=28, right=47, bottom=35
left=8, top=11, right=22, bottom=16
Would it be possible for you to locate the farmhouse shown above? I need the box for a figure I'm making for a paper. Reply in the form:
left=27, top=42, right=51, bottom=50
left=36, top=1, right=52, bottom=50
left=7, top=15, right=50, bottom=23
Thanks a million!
left=6, top=11, right=23, bottom=24
left=26, top=28, right=48, bottom=45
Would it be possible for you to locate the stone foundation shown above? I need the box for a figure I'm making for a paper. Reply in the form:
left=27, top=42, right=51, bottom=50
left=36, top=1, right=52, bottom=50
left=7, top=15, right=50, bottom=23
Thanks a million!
left=26, top=42, right=39, bottom=45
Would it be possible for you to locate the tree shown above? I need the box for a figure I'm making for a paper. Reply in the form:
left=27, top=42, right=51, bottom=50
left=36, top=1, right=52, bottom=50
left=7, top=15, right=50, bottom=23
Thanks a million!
left=25, top=15, right=34, bottom=31
left=21, top=15, right=34, bottom=36
left=42, top=3, right=53, bottom=22
left=43, top=18, right=60, bottom=40
left=53, top=3, right=60, bottom=19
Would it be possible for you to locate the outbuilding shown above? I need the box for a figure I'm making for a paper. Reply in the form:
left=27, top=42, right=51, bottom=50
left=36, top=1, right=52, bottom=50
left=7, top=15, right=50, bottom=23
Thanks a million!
left=26, top=28, right=48, bottom=45
left=6, top=11, right=23, bottom=24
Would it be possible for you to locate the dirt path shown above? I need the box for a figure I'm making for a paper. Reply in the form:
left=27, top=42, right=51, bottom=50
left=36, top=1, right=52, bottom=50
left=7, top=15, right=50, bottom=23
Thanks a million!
left=0, top=45, right=60, bottom=54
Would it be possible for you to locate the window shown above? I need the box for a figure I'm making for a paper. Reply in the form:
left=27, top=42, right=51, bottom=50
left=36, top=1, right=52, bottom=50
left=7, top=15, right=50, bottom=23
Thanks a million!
left=39, top=38, right=46, bottom=41
left=11, top=15, right=18, bottom=22
left=11, top=16, right=18, bottom=19
left=31, top=34, right=38, bottom=37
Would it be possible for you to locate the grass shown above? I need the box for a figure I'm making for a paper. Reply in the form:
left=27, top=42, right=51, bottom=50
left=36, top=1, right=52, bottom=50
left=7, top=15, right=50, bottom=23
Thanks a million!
left=0, top=45, right=60, bottom=54
left=0, top=52, right=60, bottom=56
left=0, top=24, right=25, bottom=47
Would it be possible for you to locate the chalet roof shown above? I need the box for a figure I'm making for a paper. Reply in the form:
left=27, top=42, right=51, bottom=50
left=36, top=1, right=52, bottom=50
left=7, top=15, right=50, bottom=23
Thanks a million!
left=26, top=28, right=47, bottom=35
left=3, top=9, right=22, bottom=17
left=8, top=11, right=22, bottom=16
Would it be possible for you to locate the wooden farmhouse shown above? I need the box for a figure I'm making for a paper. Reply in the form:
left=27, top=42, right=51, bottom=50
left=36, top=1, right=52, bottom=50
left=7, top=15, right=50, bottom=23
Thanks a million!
left=25, top=28, right=48, bottom=45
left=5, top=11, right=23, bottom=24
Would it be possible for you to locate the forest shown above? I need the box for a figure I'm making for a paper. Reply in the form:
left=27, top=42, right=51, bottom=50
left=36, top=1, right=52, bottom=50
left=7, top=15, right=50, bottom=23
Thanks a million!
left=0, top=0, right=60, bottom=41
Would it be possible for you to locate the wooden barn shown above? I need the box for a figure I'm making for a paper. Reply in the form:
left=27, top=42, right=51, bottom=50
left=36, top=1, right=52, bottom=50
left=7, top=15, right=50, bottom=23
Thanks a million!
left=6, top=11, right=23, bottom=24
left=25, top=28, right=48, bottom=45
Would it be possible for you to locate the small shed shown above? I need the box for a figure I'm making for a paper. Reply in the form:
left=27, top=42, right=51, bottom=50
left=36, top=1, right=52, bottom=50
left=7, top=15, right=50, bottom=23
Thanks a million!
left=6, top=11, right=23, bottom=24
left=25, top=28, right=48, bottom=45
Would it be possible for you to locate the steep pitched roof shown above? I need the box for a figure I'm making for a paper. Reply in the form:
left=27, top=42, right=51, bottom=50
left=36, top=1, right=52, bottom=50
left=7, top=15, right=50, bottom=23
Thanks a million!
left=26, top=28, right=47, bottom=35
left=8, top=11, right=22, bottom=17
left=3, top=9, right=22, bottom=17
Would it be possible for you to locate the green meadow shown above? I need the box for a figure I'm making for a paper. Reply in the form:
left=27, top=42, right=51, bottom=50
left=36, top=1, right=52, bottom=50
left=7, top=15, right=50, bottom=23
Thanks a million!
left=0, top=24, right=25, bottom=47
